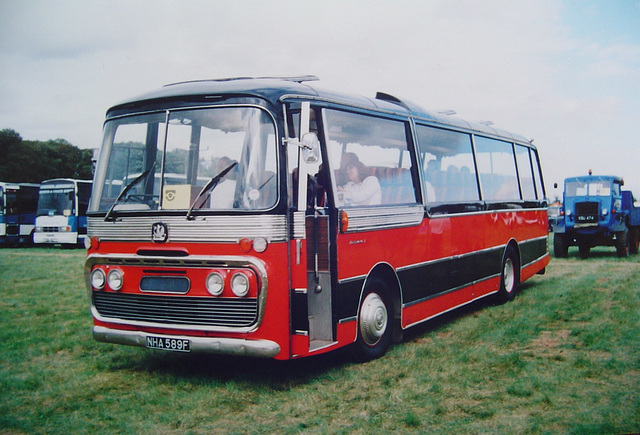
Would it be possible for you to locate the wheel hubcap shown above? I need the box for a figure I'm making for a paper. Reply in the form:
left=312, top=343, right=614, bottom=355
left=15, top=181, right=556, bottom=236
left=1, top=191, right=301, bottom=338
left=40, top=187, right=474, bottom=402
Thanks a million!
left=360, top=293, right=388, bottom=346
left=503, top=258, right=515, bottom=293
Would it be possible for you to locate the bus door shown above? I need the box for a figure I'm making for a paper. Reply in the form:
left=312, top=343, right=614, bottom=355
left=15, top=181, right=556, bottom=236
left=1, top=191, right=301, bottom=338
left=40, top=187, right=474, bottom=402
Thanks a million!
left=289, top=102, right=336, bottom=351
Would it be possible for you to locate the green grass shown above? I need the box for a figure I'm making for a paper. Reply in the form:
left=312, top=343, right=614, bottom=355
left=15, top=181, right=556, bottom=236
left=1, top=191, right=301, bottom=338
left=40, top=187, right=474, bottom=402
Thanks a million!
left=1, top=245, right=639, bottom=433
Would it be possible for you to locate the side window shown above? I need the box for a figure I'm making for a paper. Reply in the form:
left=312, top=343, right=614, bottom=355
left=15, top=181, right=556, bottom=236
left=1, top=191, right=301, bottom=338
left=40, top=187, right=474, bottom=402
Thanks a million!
left=530, top=149, right=545, bottom=200
left=415, top=125, right=479, bottom=203
left=324, top=109, right=417, bottom=207
left=474, top=137, right=519, bottom=201
left=514, top=145, right=536, bottom=200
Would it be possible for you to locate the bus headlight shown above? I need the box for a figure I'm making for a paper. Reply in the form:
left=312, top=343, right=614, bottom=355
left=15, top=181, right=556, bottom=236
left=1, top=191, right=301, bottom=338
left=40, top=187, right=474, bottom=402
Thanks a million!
left=602, top=207, right=608, bottom=216
left=231, top=273, right=249, bottom=297
left=206, top=272, right=224, bottom=296
left=90, top=269, right=106, bottom=290
left=107, top=269, right=124, bottom=291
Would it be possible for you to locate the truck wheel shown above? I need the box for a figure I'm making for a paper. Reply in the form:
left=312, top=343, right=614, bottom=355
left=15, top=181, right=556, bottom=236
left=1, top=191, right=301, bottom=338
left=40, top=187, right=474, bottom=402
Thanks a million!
left=553, top=233, right=568, bottom=258
left=579, top=244, right=590, bottom=259
left=616, top=228, right=629, bottom=257
left=350, top=279, right=393, bottom=362
left=495, top=246, right=519, bottom=303
left=629, top=228, right=639, bottom=255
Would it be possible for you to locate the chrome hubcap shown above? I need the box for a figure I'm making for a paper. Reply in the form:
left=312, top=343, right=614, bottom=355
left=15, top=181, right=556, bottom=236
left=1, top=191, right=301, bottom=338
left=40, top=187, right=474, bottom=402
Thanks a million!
left=360, top=293, right=388, bottom=346
left=503, top=258, right=515, bottom=293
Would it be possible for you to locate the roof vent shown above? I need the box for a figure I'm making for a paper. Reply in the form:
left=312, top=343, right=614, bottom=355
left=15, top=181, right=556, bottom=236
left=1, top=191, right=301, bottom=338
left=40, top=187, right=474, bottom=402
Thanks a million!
left=437, top=110, right=457, bottom=116
left=375, top=92, right=410, bottom=110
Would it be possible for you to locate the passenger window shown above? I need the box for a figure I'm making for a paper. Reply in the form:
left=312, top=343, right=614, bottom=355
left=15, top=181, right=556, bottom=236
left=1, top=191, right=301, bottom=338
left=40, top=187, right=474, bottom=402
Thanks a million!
left=323, top=110, right=417, bottom=207
left=415, top=125, right=479, bottom=203
left=515, top=145, right=536, bottom=200
left=474, top=137, right=519, bottom=201
left=530, top=150, right=544, bottom=200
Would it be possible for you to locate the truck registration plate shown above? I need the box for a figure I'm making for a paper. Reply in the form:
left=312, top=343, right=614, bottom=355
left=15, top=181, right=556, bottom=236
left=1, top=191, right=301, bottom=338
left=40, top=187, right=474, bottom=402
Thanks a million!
left=145, top=335, right=191, bottom=352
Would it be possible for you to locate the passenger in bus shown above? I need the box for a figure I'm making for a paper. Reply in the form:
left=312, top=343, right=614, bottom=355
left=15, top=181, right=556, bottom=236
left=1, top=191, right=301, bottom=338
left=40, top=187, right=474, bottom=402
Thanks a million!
left=209, top=156, right=237, bottom=209
left=337, top=152, right=381, bottom=206
left=423, top=159, right=438, bottom=202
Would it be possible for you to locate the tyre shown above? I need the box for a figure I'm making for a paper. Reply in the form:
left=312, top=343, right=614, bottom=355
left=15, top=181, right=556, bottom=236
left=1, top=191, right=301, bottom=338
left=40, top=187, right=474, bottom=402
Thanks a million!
left=350, top=279, right=393, bottom=362
left=495, top=246, right=519, bottom=303
left=553, top=233, right=568, bottom=258
left=628, top=227, right=639, bottom=255
left=578, top=244, right=590, bottom=259
left=616, top=228, right=629, bottom=258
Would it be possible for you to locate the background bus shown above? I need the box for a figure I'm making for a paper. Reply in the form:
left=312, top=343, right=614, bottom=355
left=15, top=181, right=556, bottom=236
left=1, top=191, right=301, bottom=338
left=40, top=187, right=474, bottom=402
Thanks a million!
left=0, top=181, right=39, bottom=246
left=34, top=178, right=92, bottom=247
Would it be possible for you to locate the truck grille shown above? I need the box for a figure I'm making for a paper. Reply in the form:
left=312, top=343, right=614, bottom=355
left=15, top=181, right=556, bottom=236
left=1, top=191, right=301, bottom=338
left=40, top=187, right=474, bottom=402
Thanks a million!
left=93, top=292, right=258, bottom=328
left=575, top=202, right=598, bottom=225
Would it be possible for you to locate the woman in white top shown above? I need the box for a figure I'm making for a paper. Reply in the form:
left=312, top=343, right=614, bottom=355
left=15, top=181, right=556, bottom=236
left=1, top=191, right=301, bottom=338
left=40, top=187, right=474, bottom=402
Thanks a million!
left=338, top=153, right=381, bottom=206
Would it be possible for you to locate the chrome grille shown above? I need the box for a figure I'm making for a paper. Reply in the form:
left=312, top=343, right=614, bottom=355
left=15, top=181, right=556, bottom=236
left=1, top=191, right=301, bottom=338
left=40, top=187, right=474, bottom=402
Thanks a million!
left=93, top=292, right=258, bottom=327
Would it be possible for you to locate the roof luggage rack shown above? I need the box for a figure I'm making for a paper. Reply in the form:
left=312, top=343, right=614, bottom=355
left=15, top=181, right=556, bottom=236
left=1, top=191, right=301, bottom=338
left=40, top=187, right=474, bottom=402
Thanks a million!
left=165, top=75, right=319, bottom=87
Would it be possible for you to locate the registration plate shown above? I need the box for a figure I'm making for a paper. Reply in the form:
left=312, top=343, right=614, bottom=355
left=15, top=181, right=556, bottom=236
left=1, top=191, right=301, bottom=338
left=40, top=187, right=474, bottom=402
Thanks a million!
left=145, top=335, right=191, bottom=352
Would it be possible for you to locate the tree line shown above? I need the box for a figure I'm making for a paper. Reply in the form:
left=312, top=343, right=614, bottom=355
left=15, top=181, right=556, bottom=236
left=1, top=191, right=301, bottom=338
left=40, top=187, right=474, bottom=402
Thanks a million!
left=0, top=129, right=94, bottom=183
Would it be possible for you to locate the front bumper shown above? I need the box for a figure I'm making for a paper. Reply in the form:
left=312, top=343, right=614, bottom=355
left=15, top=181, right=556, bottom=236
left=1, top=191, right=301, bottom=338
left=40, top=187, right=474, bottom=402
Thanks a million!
left=93, top=326, right=280, bottom=358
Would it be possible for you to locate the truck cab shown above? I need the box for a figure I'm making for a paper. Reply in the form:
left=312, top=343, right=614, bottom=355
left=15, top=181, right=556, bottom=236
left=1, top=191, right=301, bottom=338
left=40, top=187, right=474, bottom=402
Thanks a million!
left=553, top=173, right=637, bottom=258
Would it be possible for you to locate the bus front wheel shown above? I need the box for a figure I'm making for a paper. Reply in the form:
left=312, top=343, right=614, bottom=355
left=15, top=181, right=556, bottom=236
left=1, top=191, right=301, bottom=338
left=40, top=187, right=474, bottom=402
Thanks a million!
left=351, top=280, right=393, bottom=362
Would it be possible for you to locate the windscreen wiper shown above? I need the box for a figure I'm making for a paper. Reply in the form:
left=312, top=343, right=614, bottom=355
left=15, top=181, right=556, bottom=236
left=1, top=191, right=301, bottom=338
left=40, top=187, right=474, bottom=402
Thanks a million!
left=186, top=162, right=237, bottom=220
left=104, top=165, right=154, bottom=222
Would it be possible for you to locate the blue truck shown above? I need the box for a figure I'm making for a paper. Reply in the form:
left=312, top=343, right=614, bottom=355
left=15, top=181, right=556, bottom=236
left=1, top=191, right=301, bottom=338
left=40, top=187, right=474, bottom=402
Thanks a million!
left=553, top=173, right=640, bottom=258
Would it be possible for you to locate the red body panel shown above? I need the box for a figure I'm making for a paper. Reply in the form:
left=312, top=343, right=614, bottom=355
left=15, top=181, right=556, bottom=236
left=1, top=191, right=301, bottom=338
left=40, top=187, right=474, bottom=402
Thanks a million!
left=88, top=209, right=548, bottom=360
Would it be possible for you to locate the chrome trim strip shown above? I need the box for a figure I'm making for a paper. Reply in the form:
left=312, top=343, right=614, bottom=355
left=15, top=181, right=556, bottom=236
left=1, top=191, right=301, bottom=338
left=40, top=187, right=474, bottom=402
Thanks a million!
left=428, top=206, right=549, bottom=219
left=93, top=326, right=280, bottom=358
left=403, top=290, right=499, bottom=330
left=402, top=273, right=500, bottom=309
left=523, top=252, right=550, bottom=270
left=396, top=243, right=506, bottom=273
left=88, top=215, right=288, bottom=243
left=338, top=316, right=357, bottom=324
left=342, top=204, right=424, bottom=233
left=85, top=253, right=268, bottom=333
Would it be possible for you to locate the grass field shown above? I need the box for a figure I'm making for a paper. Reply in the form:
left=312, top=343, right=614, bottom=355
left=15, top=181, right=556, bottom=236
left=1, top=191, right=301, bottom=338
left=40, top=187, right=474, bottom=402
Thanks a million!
left=1, top=244, right=639, bottom=434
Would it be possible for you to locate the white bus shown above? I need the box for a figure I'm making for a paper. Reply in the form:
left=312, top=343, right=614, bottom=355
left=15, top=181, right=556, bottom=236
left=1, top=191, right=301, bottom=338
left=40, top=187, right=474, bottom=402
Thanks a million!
left=34, top=178, right=92, bottom=247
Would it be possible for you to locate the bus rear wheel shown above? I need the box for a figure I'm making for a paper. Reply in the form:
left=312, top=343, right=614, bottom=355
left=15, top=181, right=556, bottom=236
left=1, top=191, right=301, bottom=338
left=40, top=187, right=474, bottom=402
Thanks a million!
left=351, top=280, right=393, bottom=362
left=496, top=247, right=519, bottom=303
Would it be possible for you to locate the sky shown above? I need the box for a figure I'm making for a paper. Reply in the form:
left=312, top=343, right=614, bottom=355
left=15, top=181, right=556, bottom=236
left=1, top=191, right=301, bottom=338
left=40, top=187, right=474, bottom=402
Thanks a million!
left=1, top=0, right=639, bottom=198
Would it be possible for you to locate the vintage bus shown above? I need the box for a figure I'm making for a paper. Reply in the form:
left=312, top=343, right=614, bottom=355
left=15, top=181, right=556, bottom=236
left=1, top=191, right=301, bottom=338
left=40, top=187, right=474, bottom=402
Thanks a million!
left=34, top=178, right=92, bottom=247
left=85, top=76, right=549, bottom=361
left=0, top=181, right=39, bottom=246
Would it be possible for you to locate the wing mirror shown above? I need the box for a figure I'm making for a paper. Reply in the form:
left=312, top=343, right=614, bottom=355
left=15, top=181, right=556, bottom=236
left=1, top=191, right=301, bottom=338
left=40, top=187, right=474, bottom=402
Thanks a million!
left=301, top=132, right=319, bottom=164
